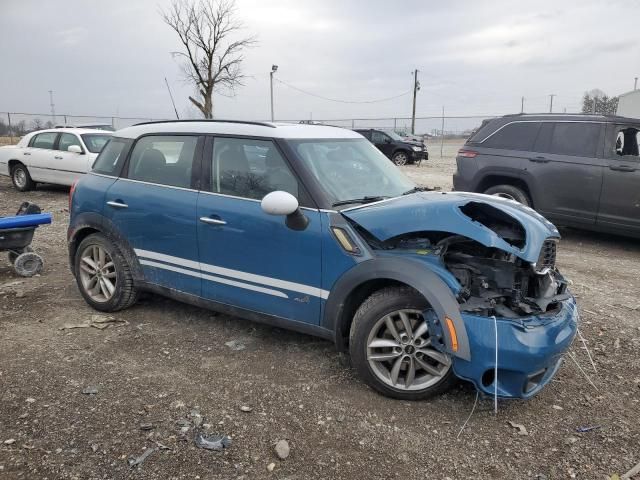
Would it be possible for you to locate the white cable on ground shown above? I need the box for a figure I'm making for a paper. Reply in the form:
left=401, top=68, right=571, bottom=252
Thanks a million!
left=576, top=327, right=597, bottom=374
left=457, top=390, right=479, bottom=439
left=492, top=315, right=498, bottom=415
left=568, top=351, right=599, bottom=392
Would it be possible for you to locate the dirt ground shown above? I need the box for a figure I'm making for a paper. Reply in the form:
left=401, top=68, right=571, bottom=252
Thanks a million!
left=1, top=145, right=639, bottom=480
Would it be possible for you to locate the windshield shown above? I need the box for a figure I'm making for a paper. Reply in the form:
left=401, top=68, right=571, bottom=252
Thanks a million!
left=81, top=134, right=112, bottom=153
left=287, top=138, right=415, bottom=207
left=385, top=130, right=404, bottom=141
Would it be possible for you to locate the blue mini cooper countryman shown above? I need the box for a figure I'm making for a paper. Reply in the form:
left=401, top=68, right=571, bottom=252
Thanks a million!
left=68, top=120, right=578, bottom=400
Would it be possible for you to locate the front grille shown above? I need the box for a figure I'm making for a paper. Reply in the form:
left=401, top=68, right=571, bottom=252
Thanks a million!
left=536, top=240, right=557, bottom=272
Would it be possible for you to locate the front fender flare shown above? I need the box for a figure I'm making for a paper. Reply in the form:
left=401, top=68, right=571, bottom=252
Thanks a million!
left=323, top=257, right=471, bottom=361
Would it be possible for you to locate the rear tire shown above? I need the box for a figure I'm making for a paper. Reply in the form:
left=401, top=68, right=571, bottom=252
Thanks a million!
left=349, top=287, right=456, bottom=400
left=484, top=184, right=531, bottom=206
left=74, top=233, right=138, bottom=312
left=14, top=252, right=43, bottom=277
left=392, top=151, right=409, bottom=166
left=11, top=163, right=36, bottom=192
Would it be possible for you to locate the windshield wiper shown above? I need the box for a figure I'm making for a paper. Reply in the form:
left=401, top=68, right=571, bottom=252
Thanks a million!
left=402, top=186, right=433, bottom=195
left=332, top=196, right=388, bottom=207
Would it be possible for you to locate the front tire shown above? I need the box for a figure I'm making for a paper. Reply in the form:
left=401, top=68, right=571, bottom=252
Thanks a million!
left=74, top=233, right=138, bottom=312
left=11, top=163, right=36, bottom=192
left=349, top=287, right=456, bottom=400
left=392, top=151, right=409, bottom=166
left=484, top=184, right=531, bottom=206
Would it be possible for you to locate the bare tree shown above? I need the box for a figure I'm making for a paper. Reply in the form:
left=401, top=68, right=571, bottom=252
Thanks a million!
left=162, top=0, right=256, bottom=119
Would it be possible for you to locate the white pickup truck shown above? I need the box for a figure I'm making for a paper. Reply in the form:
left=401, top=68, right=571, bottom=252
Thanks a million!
left=0, top=128, right=112, bottom=191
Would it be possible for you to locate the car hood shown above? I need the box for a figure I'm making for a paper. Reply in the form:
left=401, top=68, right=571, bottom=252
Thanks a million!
left=403, top=140, right=425, bottom=148
left=341, top=191, right=560, bottom=263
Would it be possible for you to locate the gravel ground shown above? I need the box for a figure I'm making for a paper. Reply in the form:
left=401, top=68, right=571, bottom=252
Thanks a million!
left=1, top=145, right=639, bottom=479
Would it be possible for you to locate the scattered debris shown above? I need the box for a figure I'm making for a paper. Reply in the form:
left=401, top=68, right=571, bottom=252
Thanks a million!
left=194, top=433, right=231, bottom=451
left=128, top=447, right=155, bottom=468
left=552, top=405, right=563, bottom=410
left=139, top=423, right=154, bottom=431
left=267, top=462, right=276, bottom=472
left=60, top=315, right=129, bottom=331
left=82, top=386, right=99, bottom=395
left=152, top=440, right=172, bottom=451
left=190, top=409, right=203, bottom=427
left=25, top=398, right=35, bottom=404
left=507, top=421, right=529, bottom=436
left=3, top=439, right=15, bottom=445
left=614, top=338, right=621, bottom=349
left=225, top=340, right=246, bottom=351
left=274, top=439, right=290, bottom=460
left=239, top=405, right=252, bottom=413
left=90, top=444, right=99, bottom=452
left=621, top=460, right=640, bottom=479
left=576, top=425, right=601, bottom=433
left=564, top=436, right=579, bottom=445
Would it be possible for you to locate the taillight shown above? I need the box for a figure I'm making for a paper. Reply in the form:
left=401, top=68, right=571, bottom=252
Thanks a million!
left=458, top=149, right=478, bottom=158
left=69, top=180, right=78, bottom=211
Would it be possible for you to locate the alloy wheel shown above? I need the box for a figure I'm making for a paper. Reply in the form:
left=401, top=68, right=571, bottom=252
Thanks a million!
left=13, top=168, right=27, bottom=188
left=492, top=192, right=517, bottom=201
left=79, top=245, right=117, bottom=303
left=393, top=153, right=408, bottom=166
left=366, top=309, right=451, bottom=391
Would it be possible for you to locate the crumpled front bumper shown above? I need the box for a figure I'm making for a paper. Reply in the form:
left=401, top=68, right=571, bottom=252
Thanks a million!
left=452, top=296, right=578, bottom=399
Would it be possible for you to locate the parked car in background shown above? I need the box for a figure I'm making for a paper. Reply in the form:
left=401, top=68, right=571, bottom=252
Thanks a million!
left=0, top=128, right=112, bottom=191
left=354, top=128, right=428, bottom=165
left=68, top=119, right=577, bottom=401
left=453, top=113, right=640, bottom=238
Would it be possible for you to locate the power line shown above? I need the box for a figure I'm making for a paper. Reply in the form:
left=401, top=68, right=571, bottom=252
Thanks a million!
left=273, top=78, right=411, bottom=104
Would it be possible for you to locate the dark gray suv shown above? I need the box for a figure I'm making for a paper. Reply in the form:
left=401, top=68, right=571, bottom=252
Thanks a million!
left=453, top=114, right=640, bottom=237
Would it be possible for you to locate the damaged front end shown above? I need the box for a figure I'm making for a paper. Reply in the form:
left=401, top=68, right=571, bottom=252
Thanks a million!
left=342, top=191, right=579, bottom=398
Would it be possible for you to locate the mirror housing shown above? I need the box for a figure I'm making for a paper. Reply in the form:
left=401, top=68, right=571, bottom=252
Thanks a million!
left=261, top=191, right=309, bottom=231
left=68, top=145, right=83, bottom=154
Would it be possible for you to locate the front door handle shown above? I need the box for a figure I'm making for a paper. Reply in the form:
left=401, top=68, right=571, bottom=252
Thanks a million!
left=200, top=216, right=227, bottom=226
left=609, top=165, right=637, bottom=172
left=107, top=200, right=128, bottom=209
left=54, top=155, right=63, bottom=160
left=529, top=156, right=549, bottom=163
left=23, top=152, right=31, bottom=156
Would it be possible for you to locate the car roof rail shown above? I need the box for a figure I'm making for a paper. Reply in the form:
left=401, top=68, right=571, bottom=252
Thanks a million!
left=132, top=119, right=277, bottom=128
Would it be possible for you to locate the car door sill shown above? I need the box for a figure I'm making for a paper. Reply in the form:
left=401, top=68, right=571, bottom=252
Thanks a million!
left=137, top=281, right=334, bottom=341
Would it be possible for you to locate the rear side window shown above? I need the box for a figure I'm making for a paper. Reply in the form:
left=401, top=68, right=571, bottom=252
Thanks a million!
left=482, top=122, right=540, bottom=151
left=127, top=135, right=198, bottom=188
left=30, top=132, right=58, bottom=149
left=546, top=123, right=601, bottom=157
left=92, top=138, right=130, bottom=176
left=58, top=133, right=82, bottom=152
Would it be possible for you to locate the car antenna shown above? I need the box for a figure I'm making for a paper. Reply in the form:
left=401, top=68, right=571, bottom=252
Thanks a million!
left=164, top=77, right=180, bottom=119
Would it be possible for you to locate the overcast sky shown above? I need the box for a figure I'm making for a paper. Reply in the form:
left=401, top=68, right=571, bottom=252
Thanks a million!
left=1, top=0, right=638, bottom=126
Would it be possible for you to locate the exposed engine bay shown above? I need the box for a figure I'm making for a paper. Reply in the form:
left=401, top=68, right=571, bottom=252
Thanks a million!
left=366, top=202, right=570, bottom=318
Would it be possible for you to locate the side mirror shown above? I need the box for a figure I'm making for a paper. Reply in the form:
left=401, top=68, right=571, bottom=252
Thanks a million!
left=68, top=145, right=83, bottom=154
left=261, top=191, right=309, bottom=231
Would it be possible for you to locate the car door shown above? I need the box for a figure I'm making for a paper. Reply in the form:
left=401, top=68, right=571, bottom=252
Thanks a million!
left=597, top=123, right=640, bottom=232
left=371, top=130, right=393, bottom=158
left=196, top=136, right=323, bottom=324
left=525, top=121, right=605, bottom=224
left=25, top=132, right=59, bottom=183
left=53, top=133, right=89, bottom=185
left=104, top=134, right=203, bottom=296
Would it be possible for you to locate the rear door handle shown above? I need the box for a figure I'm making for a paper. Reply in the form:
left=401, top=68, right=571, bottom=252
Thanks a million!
left=609, top=165, right=637, bottom=172
left=529, top=156, right=549, bottom=163
left=54, top=155, right=63, bottom=160
left=200, top=216, right=227, bottom=226
left=107, top=200, right=128, bottom=209
left=23, top=152, right=31, bottom=156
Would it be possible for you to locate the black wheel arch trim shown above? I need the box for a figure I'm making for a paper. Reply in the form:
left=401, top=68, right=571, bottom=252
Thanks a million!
left=323, top=257, right=471, bottom=361
left=67, top=213, right=144, bottom=280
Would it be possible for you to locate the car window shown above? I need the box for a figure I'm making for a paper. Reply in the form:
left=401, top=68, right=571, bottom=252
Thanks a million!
left=30, top=132, right=58, bottom=150
left=546, top=123, right=601, bottom=157
left=81, top=134, right=111, bottom=153
left=613, top=126, right=640, bottom=159
left=127, top=135, right=197, bottom=188
left=371, top=131, right=388, bottom=143
left=211, top=137, right=298, bottom=200
left=58, top=133, right=82, bottom=152
left=482, top=122, right=540, bottom=151
left=92, top=138, right=130, bottom=175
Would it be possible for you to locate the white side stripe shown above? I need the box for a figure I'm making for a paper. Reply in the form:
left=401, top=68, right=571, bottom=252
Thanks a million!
left=139, top=260, right=289, bottom=299
left=135, top=249, right=330, bottom=299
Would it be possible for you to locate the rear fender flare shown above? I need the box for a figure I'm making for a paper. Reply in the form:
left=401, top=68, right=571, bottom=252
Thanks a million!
left=323, top=257, right=471, bottom=361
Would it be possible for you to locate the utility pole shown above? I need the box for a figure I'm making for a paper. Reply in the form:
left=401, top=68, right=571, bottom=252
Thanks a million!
left=411, top=69, right=419, bottom=135
left=635, top=77, right=638, bottom=90
left=270, top=65, right=278, bottom=122
left=440, top=106, right=445, bottom=159
left=521, top=96, right=525, bottom=113
left=48, top=90, right=56, bottom=122
left=548, top=94, right=556, bottom=113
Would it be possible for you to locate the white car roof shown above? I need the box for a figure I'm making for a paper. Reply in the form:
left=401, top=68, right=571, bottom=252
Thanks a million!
left=115, top=121, right=363, bottom=140
left=26, top=128, right=113, bottom=136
